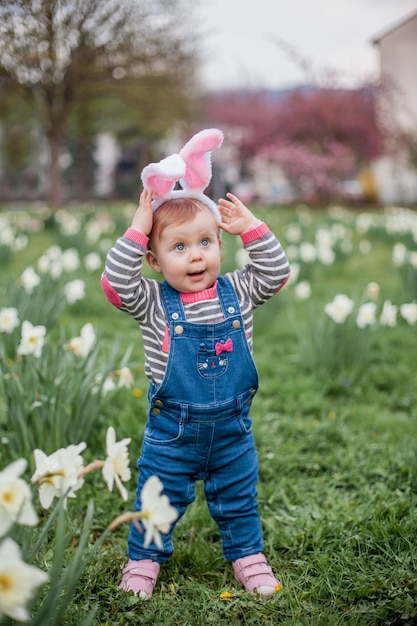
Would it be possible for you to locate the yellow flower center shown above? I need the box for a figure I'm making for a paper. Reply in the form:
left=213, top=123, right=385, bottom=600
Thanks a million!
left=0, top=574, right=12, bottom=591
left=2, top=490, right=13, bottom=503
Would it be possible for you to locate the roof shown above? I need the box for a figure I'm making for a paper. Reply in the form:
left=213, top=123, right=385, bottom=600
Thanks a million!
left=372, top=9, right=417, bottom=45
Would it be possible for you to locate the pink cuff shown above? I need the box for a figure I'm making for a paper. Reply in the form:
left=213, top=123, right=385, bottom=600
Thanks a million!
left=240, top=221, right=269, bottom=244
left=124, top=228, right=149, bottom=248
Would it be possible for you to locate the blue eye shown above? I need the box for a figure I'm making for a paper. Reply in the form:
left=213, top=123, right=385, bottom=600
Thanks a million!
left=201, top=238, right=209, bottom=247
left=175, top=243, right=185, bottom=251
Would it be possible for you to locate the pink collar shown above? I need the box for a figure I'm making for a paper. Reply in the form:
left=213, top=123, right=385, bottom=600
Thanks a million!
left=180, top=280, right=218, bottom=303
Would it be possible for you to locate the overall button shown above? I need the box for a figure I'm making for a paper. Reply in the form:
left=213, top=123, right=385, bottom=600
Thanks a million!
left=171, top=312, right=179, bottom=320
left=232, top=320, right=241, bottom=329
left=155, top=399, right=163, bottom=406
left=174, top=325, right=184, bottom=334
left=152, top=408, right=161, bottom=415
left=228, top=306, right=235, bottom=313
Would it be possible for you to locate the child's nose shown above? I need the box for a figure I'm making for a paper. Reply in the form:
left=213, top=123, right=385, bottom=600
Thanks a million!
left=189, top=246, right=203, bottom=260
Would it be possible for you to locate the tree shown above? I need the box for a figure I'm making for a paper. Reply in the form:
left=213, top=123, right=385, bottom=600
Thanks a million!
left=0, top=0, right=199, bottom=207
left=205, top=85, right=391, bottom=204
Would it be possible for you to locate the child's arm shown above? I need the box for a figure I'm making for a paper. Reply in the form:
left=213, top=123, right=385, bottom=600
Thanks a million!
left=218, top=193, right=290, bottom=306
left=101, top=189, right=155, bottom=320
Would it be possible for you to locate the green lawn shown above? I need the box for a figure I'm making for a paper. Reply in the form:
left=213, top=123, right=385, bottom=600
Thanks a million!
left=0, top=201, right=416, bottom=625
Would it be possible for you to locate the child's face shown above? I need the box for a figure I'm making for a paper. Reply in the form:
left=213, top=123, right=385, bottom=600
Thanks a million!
left=146, top=209, right=221, bottom=293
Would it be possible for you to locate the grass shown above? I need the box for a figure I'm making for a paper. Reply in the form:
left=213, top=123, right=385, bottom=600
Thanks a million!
left=1, top=201, right=417, bottom=625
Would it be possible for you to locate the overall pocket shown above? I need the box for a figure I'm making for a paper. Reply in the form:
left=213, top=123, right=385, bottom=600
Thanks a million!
left=144, top=407, right=184, bottom=445
left=197, top=342, right=229, bottom=379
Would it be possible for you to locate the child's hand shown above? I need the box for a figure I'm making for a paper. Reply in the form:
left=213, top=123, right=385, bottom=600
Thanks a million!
left=218, top=193, right=258, bottom=235
left=131, top=189, right=153, bottom=235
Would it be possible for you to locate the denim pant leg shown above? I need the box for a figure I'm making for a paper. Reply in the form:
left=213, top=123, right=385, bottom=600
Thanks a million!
left=127, top=439, right=197, bottom=563
left=203, top=423, right=264, bottom=561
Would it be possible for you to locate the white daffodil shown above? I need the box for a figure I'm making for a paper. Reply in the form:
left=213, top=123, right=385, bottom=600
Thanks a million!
left=17, top=321, right=46, bottom=358
left=0, top=307, right=19, bottom=334
left=356, top=302, right=377, bottom=328
left=31, top=442, right=86, bottom=509
left=102, top=376, right=117, bottom=395
left=317, top=246, right=335, bottom=266
left=37, top=245, right=64, bottom=279
left=294, top=280, right=312, bottom=300
left=324, top=294, right=355, bottom=324
left=117, top=367, right=134, bottom=389
left=285, top=222, right=302, bottom=243
left=64, top=322, right=96, bottom=358
left=0, top=538, right=48, bottom=622
left=400, top=302, right=417, bottom=325
left=20, top=266, right=41, bottom=294
left=102, top=427, right=131, bottom=501
left=140, top=476, right=178, bottom=549
left=83, top=252, right=102, bottom=272
left=0, top=459, right=38, bottom=537
left=392, top=242, right=407, bottom=267
left=64, top=279, right=85, bottom=304
left=61, top=248, right=80, bottom=272
left=379, top=300, right=398, bottom=327
left=299, top=241, right=317, bottom=264
left=12, top=234, right=28, bottom=252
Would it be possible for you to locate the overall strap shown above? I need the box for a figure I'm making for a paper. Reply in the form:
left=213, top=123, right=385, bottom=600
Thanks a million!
left=160, top=280, right=185, bottom=323
left=216, top=275, right=243, bottom=320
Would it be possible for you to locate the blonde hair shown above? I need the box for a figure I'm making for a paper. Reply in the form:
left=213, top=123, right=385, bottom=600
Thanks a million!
left=149, top=198, right=219, bottom=248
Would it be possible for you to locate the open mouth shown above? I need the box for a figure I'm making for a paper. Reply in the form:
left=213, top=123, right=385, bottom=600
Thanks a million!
left=188, top=270, right=205, bottom=279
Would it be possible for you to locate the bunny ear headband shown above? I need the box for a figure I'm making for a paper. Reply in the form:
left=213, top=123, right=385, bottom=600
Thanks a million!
left=141, top=128, right=224, bottom=221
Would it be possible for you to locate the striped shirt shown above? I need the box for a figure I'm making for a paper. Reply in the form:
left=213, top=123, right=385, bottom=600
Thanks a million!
left=102, top=222, right=290, bottom=386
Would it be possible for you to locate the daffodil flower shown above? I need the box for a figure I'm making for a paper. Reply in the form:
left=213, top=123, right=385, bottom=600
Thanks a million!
left=379, top=300, right=398, bottom=327
left=117, top=366, right=134, bottom=389
left=0, top=459, right=38, bottom=537
left=101, top=426, right=131, bottom=501
left=20, top=266, right=41, bottom=294
left=356, top=302, right=377, bottom=328
left=64, top=278, right=85, bottom=304
left=0, top=307, right=20, bottom=334
left=108, top=475, right=178, bottom=549
left=31, top=442, right=86, bottom=509
left=64, top=322, right=96, bottom=358
left=400, top=302, right=417, bottom=325
left=324, top=294, right=354, bottom=324
left=139, top=476, right=178, bottom=548
left=17, top=320, right=46, bottom=358
left=0, top=538, right=48, bottom=622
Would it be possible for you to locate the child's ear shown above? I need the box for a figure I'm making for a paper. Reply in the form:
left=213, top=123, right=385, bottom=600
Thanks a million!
left=146, top=249, right=162, bottom=273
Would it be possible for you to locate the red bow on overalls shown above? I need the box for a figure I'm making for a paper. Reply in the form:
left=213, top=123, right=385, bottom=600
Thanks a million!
left=215, top=338, right=233, bottom=355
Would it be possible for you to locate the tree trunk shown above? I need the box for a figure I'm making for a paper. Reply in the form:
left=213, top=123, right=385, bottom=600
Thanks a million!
left=47, top=129, right=63, bottom=208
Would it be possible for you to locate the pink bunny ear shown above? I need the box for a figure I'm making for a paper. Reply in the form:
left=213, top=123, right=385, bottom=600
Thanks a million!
left=179, top=128, right=224, bottom=193
left=141, top=154, right=185, bottom=199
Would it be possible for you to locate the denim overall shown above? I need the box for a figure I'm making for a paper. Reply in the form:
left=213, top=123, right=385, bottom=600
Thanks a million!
left=128, top=276, right=264, bottom=563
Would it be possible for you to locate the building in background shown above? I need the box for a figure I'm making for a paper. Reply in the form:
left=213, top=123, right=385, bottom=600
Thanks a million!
left=372, top=9, right=417, bottom=203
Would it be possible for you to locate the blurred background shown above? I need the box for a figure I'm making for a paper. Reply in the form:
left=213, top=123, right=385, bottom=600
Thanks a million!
left=0, top=0, right=416, bottom=209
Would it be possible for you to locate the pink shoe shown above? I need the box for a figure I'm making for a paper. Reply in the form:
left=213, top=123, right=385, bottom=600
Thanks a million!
left=233, top=553, right=282, bottom=596
left=119, top=559, right=160, bottom=599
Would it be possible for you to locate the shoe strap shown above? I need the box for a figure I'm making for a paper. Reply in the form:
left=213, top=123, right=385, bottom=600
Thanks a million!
left=123, top=560, right=160, bottom=579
